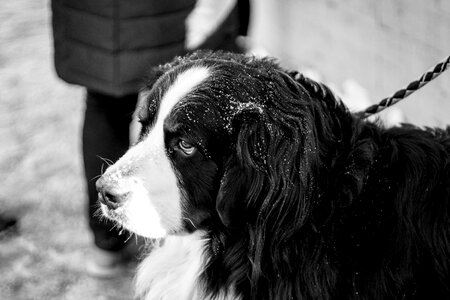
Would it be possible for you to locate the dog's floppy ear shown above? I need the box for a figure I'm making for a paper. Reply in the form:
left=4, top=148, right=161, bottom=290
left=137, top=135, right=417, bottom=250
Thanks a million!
left=216, top=104, right=270, bottom=228
left=215, top=158, right=249, bottom=228
left=216, top=95, right=318, bottom=233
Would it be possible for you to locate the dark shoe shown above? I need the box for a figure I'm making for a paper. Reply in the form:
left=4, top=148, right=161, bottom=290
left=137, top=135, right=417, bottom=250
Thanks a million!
left=0, top=214, right=17, bottom=238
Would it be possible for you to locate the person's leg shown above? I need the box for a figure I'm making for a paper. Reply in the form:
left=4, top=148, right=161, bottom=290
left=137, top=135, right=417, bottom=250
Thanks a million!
left=82, top=90, right=138, bottom=252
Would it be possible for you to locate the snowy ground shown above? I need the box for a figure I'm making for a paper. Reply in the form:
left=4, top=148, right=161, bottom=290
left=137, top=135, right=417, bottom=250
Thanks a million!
left=0, top=1, right=134, bottom=299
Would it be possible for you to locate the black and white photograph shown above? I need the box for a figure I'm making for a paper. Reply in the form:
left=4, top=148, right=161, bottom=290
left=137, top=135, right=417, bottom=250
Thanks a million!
left=1, top=0, right=449, bottom=299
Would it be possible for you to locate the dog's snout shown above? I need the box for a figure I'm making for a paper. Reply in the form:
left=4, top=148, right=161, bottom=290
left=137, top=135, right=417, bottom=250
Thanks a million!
left=96, top=177, right=128, bottom=210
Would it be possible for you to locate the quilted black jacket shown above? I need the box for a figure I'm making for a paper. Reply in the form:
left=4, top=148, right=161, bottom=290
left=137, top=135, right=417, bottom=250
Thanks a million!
left=52, top=0, right=198, bottom=96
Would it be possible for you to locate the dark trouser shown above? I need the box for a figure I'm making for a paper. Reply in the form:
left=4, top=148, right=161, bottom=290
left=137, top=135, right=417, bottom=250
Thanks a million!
left=82, top=90, right=138, bottom=251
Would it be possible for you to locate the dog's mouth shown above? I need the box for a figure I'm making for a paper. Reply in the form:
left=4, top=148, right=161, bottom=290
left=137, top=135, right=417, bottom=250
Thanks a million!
left=100, top=202, right=124, bottom=221
left=99, top=202, right=130, bottom=232
left=97, top=188, right=170, bottom=239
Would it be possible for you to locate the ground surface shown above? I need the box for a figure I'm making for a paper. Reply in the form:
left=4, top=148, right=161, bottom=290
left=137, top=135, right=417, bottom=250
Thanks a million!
left=0, top=1, right=134, bottom=299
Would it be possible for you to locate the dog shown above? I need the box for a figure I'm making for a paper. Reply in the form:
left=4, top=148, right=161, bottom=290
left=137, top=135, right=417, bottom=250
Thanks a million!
left=96, top=51, right=450, bottom=299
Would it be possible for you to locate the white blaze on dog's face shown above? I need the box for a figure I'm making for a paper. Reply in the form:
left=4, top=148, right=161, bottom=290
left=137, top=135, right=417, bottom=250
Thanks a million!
left=99, top=66, right=210, bottom=238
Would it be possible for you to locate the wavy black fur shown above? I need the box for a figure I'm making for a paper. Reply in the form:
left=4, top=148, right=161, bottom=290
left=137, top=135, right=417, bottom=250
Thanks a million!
left=140, top=51, right=450, bottom=299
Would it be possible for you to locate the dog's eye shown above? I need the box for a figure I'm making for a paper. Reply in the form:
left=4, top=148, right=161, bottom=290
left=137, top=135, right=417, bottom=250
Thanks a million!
left=178, top=140, right=196, bottom=156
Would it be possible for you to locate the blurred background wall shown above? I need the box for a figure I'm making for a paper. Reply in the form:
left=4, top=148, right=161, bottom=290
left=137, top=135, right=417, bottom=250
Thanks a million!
left=250, top=0, right=450, bottom=127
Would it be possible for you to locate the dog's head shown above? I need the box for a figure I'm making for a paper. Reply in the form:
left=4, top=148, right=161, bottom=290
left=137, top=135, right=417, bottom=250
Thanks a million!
left=96, top=51, right=352, bottom=239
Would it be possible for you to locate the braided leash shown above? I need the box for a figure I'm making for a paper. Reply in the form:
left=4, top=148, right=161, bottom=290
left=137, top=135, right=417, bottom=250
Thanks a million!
left=357, top=55, right=450, bottom=119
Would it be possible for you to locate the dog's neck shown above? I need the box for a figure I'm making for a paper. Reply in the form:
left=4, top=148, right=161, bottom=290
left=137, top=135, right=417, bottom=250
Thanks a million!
left=135, top=231, right=240, bottom=300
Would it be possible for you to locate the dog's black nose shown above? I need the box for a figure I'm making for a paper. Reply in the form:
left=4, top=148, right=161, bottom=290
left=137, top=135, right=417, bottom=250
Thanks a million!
left=96, top=177, right=127, bottom=210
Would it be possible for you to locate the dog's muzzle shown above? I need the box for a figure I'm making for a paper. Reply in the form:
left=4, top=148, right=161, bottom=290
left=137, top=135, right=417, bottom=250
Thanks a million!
left=96, top=177, right=128, bottom=210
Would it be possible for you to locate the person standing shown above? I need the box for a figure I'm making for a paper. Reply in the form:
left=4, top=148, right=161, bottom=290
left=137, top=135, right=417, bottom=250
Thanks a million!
left=51, top=0, right=250, bottom=277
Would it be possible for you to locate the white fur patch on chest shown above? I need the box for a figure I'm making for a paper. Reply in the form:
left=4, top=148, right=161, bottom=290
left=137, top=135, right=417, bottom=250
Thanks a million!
left=135, top=231, right=239, bottom=300
left=136, top=231, right=206, bottom=300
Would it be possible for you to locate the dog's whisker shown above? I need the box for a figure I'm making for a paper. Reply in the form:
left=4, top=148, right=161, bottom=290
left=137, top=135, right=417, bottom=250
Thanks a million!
left=96, top=156, right=115, bottom=176
left=93, top=206, right=106, bottom=219
left=135, top=234, right=139, bottom=245
left=124, top=231, right=134, bottom=243
left=90, top=174, right=103, bottom=182
left=182, top=217, right=197, bottom=230
left=97, top=155, right=114, bottom=166
left=109, top=222, right=120, bottom=231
